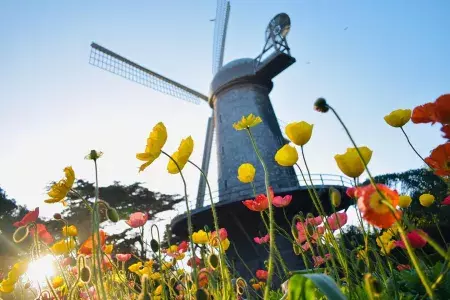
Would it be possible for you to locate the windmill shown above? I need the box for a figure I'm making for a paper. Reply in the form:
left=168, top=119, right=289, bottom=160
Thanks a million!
left=89, top=1, right=299, bottom=208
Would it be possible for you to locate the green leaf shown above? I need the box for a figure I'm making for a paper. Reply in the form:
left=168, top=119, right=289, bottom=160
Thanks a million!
left=288, top=273, right=347, bottom=300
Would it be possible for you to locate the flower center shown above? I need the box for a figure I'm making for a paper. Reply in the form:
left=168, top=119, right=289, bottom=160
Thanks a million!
left=368, top=192, right=390, bottom=214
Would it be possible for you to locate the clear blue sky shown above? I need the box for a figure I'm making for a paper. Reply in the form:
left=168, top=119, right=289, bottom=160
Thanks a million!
left=0, top=1, right=449, bottom=220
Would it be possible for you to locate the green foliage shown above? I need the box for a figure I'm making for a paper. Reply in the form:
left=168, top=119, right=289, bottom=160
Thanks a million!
left=287, top=273, right=346, bottom=300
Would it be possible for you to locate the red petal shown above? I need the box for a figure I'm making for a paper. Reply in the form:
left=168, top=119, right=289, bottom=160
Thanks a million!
left=411, top=102, right=437, bottom=124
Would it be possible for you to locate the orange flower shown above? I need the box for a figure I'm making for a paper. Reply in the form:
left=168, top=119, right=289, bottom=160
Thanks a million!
left=424, top=143, right=450, bottom=176
left=242, top=187, right=274, bottom=212
left=442, top=125, right=450, bottom=140
left=412, top=94, right=450, bottom=124
left=79, top=230, right=107, bottom=255
left=357, top=184, right=402, bottom=229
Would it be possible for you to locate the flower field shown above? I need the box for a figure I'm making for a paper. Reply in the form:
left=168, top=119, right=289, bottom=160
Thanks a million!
left=1, top=95, right=449, bottom=299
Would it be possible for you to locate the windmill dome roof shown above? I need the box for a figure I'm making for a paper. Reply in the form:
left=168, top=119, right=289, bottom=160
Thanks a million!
left=210, top=58, right=256, bottom=97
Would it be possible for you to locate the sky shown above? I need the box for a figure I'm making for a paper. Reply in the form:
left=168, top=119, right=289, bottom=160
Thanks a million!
left=0, top=0, right=449, bottom=228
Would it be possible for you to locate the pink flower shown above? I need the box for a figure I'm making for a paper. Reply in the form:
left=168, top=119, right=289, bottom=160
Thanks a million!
left=29, top=224, right=54, bottom=244
left=397, top=264, right=411, bottom=271
left=254, top=234, right=270, bottom=244
left=272, top=195, right=292, bottom=207
left=126, top=212, right=148, bottom=228
left=187, top=256, right=201, bottom=267
left=312, top=256, right=325, bottom=267
left=14, top=207, right=39, bottom=227
left=327, top=212, right=348, bottom=231
left=116, top=254, right=132, bottom=262
left=442, top=195, right=450, bottom=206
left=256, top=270, right=268, bottom=281
left=61, top=257, right=73, bottom=267
left=394, top=230, right=427, bottom=249
left=306, top=216, right=323, bottom=226
left=311, top=226, right=325, bottom=241
left=211, top=228, right=228, bottom=241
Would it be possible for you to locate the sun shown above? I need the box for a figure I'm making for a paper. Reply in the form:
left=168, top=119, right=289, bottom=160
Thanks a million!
left=24, top=255, right=56, bottom=287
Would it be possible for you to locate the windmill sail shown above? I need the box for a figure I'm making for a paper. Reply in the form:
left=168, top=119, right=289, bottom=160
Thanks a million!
left=89, top=43, right=208, bottom=104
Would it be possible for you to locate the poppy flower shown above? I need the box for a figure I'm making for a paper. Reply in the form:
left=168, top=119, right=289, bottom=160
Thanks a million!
left=442, top=125, right=450, bottom=140
left=167, top=136, right=194, bottom=174
left=13, top=207, right=39, bottom=227
left=312, top=256, right=326, bottom=267
left=136, top=122, right=167, bottom=172
left=357, top=184, right=402, bottom=229
left=237, top=163, right=256, bottom=183
left=424, top=143, right=450, bottom=176
left=30, top=224, right=54, bottom=244
left=177, top=240, right=189, bottom=253
left=116, top=254, right=132, bottom=262
left=442, top=195, right=450, bottom=206
left=285, top=121, right=314, bottom=146
left=384, top=109, right=411, bottom=128
left=334, top=147, right=373, bottom=178
left=346, top=187, right=357, bottom=198
left=242, top=187, right=273, bottom=212
left=45, top=167, right=75, bottom=204
left=397, top=264, right=411, bottom=271
left=187, top=256, right=201, bottom=267
left=419, top=193, right=435, bottom=207
left=126, top=212, right=148, bottom=228
left=272, top=195, right=292, bottom=207
left=327, top=212, right=348, bottom=231
left=412, top=94, right=450, bottom=124
left=79, top=230, right=107, bottom=255
left=256, top=270, right=268, bottom=281
left=62, top=225, right=78, bottom=237
left=232, top=114, right=262, bottom=131
left=398, top=195, right=412, bottom=208
left=412, top=102, right=437, bottom=124
left=254, top=234, right=270, bottom=244
left=394, top=230, right=427, bottom=249
left=435, top=94, right=450, bottom=124
left=52, top=239, right=76, bottom=255
left=210, top=228, right=228, bottom=246
left=274, top=144, right=298, bottom=167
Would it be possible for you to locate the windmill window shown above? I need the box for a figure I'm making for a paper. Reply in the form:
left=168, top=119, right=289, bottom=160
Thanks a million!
left=224, top=180, right=228, bottom=190
left=221, top=146, right=224, bottom=155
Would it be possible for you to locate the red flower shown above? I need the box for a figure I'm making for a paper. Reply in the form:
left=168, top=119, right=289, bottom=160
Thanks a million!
left=397, top=264, right=411, bottom=271
left=435, top=94, right=450, bottom=124
left=272, top=195, right=292, bottom=207
left=357, top=184, right=402, bottom=229
left=425, top=143, right=450, bottom=176
left=327, top=212, right=348, bottom=231
left=394, top=230, right=427, bottom=249
left=211, top=228, right=228, bottom=241
left=116, top=254, right=132, bottom=262
left=412, top=94, right=450, bottom=125
left=256, top=270, right=268, bottom=281
left=79, top=230, right=107, bottom=255
left=29, top=224, right=54, bottom=244
left=254, top=234, right=270, bottom=244
left=442, top=195, right=450, bottom=206
left=126, top=212, right=148, bottom=228
left=14, top=207, right=39, bottom=227
left=243, top=194, right=269, bottom=212
left=177, top=240, right=189, bottom=253
left=305, top=216, right=323, bottom=226
left=187, top=256, right=201, bottom=267
left=346, top=187, right=357, bottom=198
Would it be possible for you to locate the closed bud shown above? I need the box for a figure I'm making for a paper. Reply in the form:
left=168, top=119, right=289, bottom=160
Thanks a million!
left=329, top=187, right=341, bottom=207
left=53, top=213, right=62, bottom=220
left=293, top=243, right=301, bottom=255
left=314, top=97, right=329, bottom=113
left=208, top=254, right=219, bottom=270
left=150, top=239, right=159, bottom=253
left=24, top=282, right=31, bottom=289
left=80, top=267, right=91, bottom=283
left=196, top=289, right=209, bottom=300
left=203, top=225, right=210, bottom=232
left=13, top=226, right=29, bottom=243
left=85, top=150, right=103, bottom=161
left=107, top=207, right=120, bottom=223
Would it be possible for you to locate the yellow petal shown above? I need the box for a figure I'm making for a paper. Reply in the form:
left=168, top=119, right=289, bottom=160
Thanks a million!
left=285, top=121, right=314, bottom=146
left=274, top=144, right=298, bottom=167
left=334, top=146, right=372, bottom=178
left=237, top=163, right=256, bottom=183
left=384, top=109, right=411, bottom=128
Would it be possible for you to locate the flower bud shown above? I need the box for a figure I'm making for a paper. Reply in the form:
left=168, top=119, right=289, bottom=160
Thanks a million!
left=80, top=267, right=91, bottom=283
left=329, top=187, right=341, bottom=207
left=196, top=289, right=209, bottom=300
left=107, top=207, right=120, bottom=223
left=208, top=254, right=219, bottom=270
left=293, top=243, right=301, bottom=255
left=13, top=225, right=29, bottom=243
left=53, top=213, right=62, bottom=220
left=24, top=282, right=31, bottom=289
left=85, top=150, right=103, bottom=161
left=150, top=239, right=159, bottom=253
left=314, top=98, right=329, bottom=113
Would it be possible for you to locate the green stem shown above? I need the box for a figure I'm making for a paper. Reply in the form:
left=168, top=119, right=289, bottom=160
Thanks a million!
left=246, top=128, right=275, bottom=300
left=400, top=127, right=433, bottom=170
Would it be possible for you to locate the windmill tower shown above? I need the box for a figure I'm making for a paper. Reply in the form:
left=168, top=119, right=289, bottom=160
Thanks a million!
left=89, top=2, right=299, bottom=207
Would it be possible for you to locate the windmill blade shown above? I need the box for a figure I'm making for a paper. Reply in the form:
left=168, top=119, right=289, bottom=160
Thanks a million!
left=212, top=0, right=230, bottom=75
left=89, top=43, right=208, bottom=104
left=196, top=114, right=215, bottom=208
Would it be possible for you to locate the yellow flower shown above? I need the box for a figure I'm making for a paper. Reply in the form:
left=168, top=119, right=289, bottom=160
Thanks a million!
left=275, top=144, right=298, bottom=167
left=138, top=266, right=152, bottom=276
left=232, top=114, right=262, bottom=131
left=334, top=147, right=372, bottom=178
left=220, top=238, right=230, bottom=251
left=384, top=109, right=411, bottom=128
left=237, top=163, right=256, bottom=183
left=150, top=272, right=161, bottom=281
left=154, top=285, right=163, bottom=296
left=51, top=239, right=76, bottom=255
left=376, top=230, right=396, bottom=255
left=144, top=260, right=154, bottom=269
left=398, top=195, right=412, bottom=208
left=167, top=136, right=194, bottom=174
left=45, top=166, right=75, bottom=204
left=128, top=262, right=142, bottom=273
left=192, top=230, right=209, bottom=244
left=52, top=276, right=64, bottom=289
left=0, top=281, right=15, bottom=293
left=103, top=244, right=113, bottom=254
left=285, top=121, right=313, bottom=146
left=161, top=261, right=173, bottom=271
left=136, top=122, right=167, bottom=172
left=419, top=193, right=435, bottom=207
left=62, top=225, right=78, bottom=237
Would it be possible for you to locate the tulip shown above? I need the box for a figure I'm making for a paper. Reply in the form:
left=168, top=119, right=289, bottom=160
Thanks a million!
left=334, top=147, right=373, bottom=178
left=285, top=121, right=313, bottom=146
left=419, top=193, right=435, bottom=207
left=384, top=109, right=411, bottom=128
left=275, top=144, right=298, bottom=167
left=398, top=195, right=412, bottom=208
left=237, top=163, right=256, bottom=183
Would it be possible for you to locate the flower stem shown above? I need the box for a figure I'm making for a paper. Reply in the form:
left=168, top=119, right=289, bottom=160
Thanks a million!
left=246, top=128, right=275, bottom=300
left=400, top=127, right=433, bottom=170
